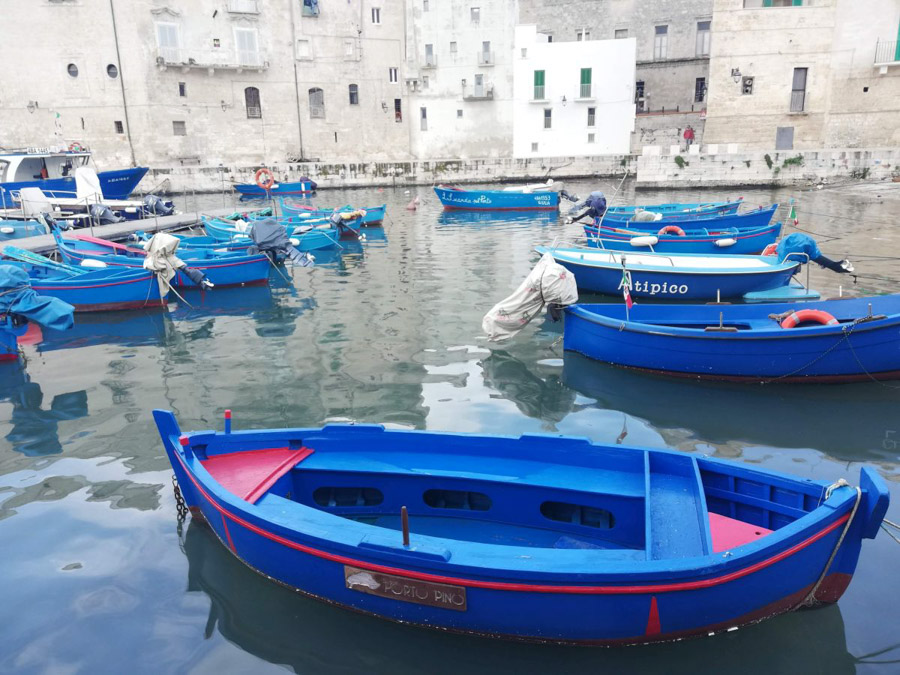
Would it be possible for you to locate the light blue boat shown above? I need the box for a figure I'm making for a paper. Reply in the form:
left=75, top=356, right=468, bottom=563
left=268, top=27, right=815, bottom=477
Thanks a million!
left=536, top=245, right=805, bottom=300
left=585, top=221, right=783, bottom=256
left=434, top=185, right=560, bottom=211
left=602, top=205, right=778, bottom=229
left=203, top=217, right=341, bottom=252
left=607, top=200, right=743, bottom=216
left=0, top=219, right=47, bottom=241
left=279, top=201, right=387, bottom=226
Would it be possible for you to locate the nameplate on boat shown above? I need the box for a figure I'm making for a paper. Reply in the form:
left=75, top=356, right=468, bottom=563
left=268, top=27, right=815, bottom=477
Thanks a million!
left=344, top=565, right=467, bottom=611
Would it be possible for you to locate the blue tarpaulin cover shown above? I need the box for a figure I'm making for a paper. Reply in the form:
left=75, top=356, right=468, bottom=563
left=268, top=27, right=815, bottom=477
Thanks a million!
left=0, top=266, right=74, bottom=330
left=776, top=232, right=821, bottom=264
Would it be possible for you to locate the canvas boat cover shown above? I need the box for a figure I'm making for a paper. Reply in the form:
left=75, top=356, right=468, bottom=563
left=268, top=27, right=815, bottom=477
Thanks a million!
left=248, top=218, right=314, bottom=266
left=483, top=253, right=578, bottom=341
left=0, top=266, right=74, bottom=330
left=142, top=232, right=185, bottom=295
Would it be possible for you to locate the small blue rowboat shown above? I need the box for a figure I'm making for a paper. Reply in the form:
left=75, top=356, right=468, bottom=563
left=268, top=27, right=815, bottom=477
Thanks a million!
left=602, top=205, right=778, bottom=229
left=435, top=184, right=561, bottom=211
left=564, top=295, right=900, bottom=383
left=280, top=202, right=387, bottom=226
left=584, top=221, right=783, bottom=256
left=235, top=179, right=316, bottom=200
left=0, top=219, right=46, bottom=241
left=2, top=248, right=165, bottom=311
left=202, top=217, right=341, bottom=252
left=606, top=200, right=743, bottom=217
left=52, top=231, right=271, bottom=288
left=154, top=409, right=888, bottom=644
left=537, top=246, right=802, bottom=300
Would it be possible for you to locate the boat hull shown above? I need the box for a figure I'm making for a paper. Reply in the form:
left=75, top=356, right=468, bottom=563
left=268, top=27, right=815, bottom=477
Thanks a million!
left=435, top=186, right=560, bottom=211
left=26, top=269, right=166, bottom=312
left=280, top=202, right=387, bottom=226
left=154, top=412, right=888, bottom=645
left=235, top=181, right=317, bottom=199
left=564, top=297, right=900, bottom=382
left=203, top=218, right=340, bottom=252
left=585, top=222, right=782, bottom=256
left=0, top=167, right=148, bottom=201
left=607, top=200, right=742, bottom=217
left=602, top=205, right=777, bottom=229
left=0, top=316, right=26, bottom=360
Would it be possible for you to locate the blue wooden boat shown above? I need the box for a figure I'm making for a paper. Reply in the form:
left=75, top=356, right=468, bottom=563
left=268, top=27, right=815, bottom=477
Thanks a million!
left=154, top=409, right=889, bottom=644
left=133, top=231, right=252, bottom=253
left=52, top=231, right=271, bottom=288
left=435, top=184, right=561, bottom=211
left=280, top=201, right=387, bottom=226
left=202, top=217, right=341, bottom=252
left=537, top=246, right=803, bottom=300
left=602, top=205, right=778, bottom=229
left=0, top=219, right=47, bottom=241
left=564, top=295, right=900, bottom=383
left=235, top=179, right=317, bottom=200
left=585, top=221, right=782, bottom=256
left=0, top=315, right=27, bottom=361
left=607, top=200, right=743, bottom=217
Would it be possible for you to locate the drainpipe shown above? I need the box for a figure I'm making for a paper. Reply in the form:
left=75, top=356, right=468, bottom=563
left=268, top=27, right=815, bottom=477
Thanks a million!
left=109, top=0, right=137, bottom=167
left=289, top=0, right=305, bottom=159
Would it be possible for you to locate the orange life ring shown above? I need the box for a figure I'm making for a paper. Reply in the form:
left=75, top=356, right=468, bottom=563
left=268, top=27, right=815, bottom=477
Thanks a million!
left=255, top=167, right=275, bottom=190
left=761, top=243, right=778, bottom=256
left=657, top=225, right=686, bottom=236
left=780, top=309, right=839, bottom=329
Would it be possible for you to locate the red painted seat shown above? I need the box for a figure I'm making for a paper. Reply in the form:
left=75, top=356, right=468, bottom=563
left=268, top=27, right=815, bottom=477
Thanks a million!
left=201, top=446, right=313, bottom=504
left=709, top=512, right=773, bottom=552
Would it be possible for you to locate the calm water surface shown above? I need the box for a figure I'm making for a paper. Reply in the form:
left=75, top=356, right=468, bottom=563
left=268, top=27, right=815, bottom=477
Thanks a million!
left=1, top=180, right=898, bottom=674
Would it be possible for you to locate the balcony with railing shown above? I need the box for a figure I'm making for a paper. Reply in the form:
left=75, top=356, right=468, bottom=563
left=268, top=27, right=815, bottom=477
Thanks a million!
left=531, top=85, right=547, bottom=101
left=227, top=0, right=259, bottom=13
left=577, top=82, right=595, bottom=100
left=422, top=55, right=437, bottom=69
left=478, top=51, right=494, bottom=66
left=156, top=48, right=269, bottom=72
left=463, top=83, right=494, bottom=101
left=874, top=40, right=899, bottom=68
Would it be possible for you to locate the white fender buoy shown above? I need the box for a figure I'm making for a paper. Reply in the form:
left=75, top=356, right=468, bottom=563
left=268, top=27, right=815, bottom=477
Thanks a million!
left=406, top=196, right=420, bottom=211
left=80, top=258, right=108, bottom=269
left=289, top=238, right=301, bottom=246
left=0, top=227, right=15, bottom=234
left=629, top=235, right=659, bottom=247
left=714, top=238, right=737, bottom=247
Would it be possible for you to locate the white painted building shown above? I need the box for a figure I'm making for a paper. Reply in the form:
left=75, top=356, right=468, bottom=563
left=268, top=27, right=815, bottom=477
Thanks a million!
left=512, top=26, right=636, bottom=158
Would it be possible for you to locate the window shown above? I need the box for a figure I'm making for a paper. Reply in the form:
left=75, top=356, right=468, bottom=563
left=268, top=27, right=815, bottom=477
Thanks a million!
left=106, top=64, right=118, bottom=78
left=474, top=73, right=485, bottom=97
left=696, top=21, right=711, bottom=56
left=742, top=75, right=754, bottom=95
left=695, top=77, right=707, bottom=102
left=450, top=41, right=457, bottom=57
left=156, top=22, right=180, bottom=62
left=576, top=29, right=590, bottom=41
left=635, top=80, right=645, bottom=109
left=580, top=67, right=592, bottom=98
left=308, top=87, right=324, bottom=118
left=213, top=38, right=221, bottom=48
left=546, top=34, right=553, bottom=43
left=67, top=63, right=79, bottom=78
left=172, top=121, right=186, bottom=136
left=244, top=87, right=261, bottom=118
left=297, top=39, right=311, bottom=59
left=521, top=47, right=528, bottom=58
left=425, top=43, right=435, bottom=66
left=424, top=0, right=429, bottom=9
left=654, top=25, right=668, bottom=59
left=394, top=98, right=402, bottom=122
left=301, top=0, right=319, bottom=17
left=615, top=29, right=628, bottom=39
left=389, top=67, right=398, bottom=83
left=543, top=108, right=552, bottom=129
left=422, top=75, right=429, bottom=89
left=234, top=28, right=260, bottom=66
left=588, top=133, right=595, bottom=143
left=481, top=40, right=491, bottom=64
left=371, top=7, right=381, bottom=24
left=178, top=82, right=187, bottom=97
left=531, top=142, right=539, bottom=152
left=587, top=107, right=596, bottom=127
left=471, top=6, right=480, bottom=23
left=743, top=0, right=804, bottom=6
left=790, top=67, right=807, bottom=111
left=344, top=39, right=355, bottom=58
left=533, top=69, right=545, bottom=99
left=420, top=106, right=427, bottom=131
left=114, top=121, right=124, bottom=134
left=457, top=109, right=463, bottom=118
left=348, top=83, right=359, bottom=105
left=424, top=489, right=491, bottom=511
left=541, top=501, right=614, bottom=529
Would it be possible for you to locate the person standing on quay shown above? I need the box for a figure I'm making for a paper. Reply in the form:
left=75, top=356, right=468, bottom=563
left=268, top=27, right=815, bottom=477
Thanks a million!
left=683, top=125, right=695, bottom=150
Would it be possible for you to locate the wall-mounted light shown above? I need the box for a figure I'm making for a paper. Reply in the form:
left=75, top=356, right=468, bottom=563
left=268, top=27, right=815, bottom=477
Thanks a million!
left=461, top=78, right=467, bottom=87
left=561, top=95, right=567, bottom=106
left=26, top=101, right=38, bottom=113
left=381, top=101, right=388, bottom=112
left=731, top=68, right=742, bottom=84
left=221, top=100, right=228, bottom=111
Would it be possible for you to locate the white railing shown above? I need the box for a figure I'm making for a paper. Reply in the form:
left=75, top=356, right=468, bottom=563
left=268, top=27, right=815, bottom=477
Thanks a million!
left=156, top=48, right=268, bottom=69
left=874, top=40, right=899, bottom=65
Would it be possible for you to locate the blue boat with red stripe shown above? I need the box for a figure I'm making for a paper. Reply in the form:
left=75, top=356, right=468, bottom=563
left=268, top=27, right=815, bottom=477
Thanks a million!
left=603, top=204, right=779, bottom=229
left=584, top=221, right=783, bottom=255
left=154, top=409, right=889, bottom=644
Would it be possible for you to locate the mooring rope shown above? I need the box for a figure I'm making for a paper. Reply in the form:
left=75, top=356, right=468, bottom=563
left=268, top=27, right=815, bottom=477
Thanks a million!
left=881, top=518, right=900, bottom=546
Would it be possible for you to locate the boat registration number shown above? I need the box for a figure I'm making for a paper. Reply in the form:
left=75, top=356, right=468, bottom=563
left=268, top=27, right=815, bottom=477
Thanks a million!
left=344, top=565, right=467, bottom=611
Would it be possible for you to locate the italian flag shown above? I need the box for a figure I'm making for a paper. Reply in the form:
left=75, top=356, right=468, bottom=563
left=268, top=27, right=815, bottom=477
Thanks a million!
left=789, top=205, right=798, bottom=226
left=621, top=266, right=634, bottom=309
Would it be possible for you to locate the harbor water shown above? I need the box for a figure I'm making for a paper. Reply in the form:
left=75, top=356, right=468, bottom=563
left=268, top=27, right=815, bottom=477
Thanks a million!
left=1, top=179, right=898, bottom=674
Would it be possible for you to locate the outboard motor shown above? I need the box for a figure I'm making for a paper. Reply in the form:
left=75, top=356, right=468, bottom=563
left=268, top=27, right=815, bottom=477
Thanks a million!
left=776, top=233, right=855, bottom=275
left=247, top=218, right=314, bottom=267
left=142, top=194, right=176, bottom=217
left=89, top=203, right=123, bottom=225
left=298, top=176, right=318, bottom=191
left=566, top=191, right=607, bottom=223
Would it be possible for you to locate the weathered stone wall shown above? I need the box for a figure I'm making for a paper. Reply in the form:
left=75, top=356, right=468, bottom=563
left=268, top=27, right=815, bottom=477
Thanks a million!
left=631, top=111, right=706, bottom=153
left=636, top=147, right=899, bottom=188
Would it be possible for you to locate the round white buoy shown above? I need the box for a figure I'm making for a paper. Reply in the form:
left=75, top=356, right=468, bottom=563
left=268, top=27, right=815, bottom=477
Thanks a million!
left=289, top=238, right=301, bottom=246
left=80, top=258, right=108, bottom=269
left=0, top=227, right=15, bottom=234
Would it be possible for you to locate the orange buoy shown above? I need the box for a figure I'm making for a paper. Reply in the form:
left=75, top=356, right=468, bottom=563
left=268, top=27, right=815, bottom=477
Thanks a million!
left=657, top=225, right=686, bottom=236
left=761, top=243, right=778, bottom=256
left=254, top=167, right=275, bottom=190
left=779, top=309, right=839, bottom=329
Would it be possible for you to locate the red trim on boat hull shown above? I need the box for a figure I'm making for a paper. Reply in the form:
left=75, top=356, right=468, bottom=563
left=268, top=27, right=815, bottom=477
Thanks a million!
left=442, top=205, right=558, bottom=212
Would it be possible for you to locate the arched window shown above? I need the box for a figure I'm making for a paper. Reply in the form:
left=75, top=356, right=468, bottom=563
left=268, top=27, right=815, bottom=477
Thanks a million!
left=308, top=87, right=325, bottom=118
left=348, top=83, right=359, bottom=105
left=245, top=87, right=261, bottom=119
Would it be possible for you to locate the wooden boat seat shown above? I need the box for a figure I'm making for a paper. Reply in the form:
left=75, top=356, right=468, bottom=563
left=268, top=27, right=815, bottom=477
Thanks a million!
left=646, top=453, right=713, bottom=559
left=202, top=446, right=314, bottom=504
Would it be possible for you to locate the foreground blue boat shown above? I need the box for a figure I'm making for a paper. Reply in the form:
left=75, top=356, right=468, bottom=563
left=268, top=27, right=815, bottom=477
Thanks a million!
left=606, top=200, right=743, bottom=217
left=279, top=202, right=387, bottom=226
left=564, top=295, right=900, bottom=383
left=585, top=221, right=782, bottom=256
left=154, top=409, right=888, bottom=644
left=602, top=205, right=778, bottom=229
left=537, top=246, right=802, bottom=300
left=435, top=185, right=560, bottom=211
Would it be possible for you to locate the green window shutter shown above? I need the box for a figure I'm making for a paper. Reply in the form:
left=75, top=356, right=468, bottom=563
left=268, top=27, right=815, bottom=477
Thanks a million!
left=580, top=68, right=592, bottom=85
left=895, top=21, right=900, bottom=61
left=763, top=0, right=773, bottom=6
left=534, top=70, right=545, bottom=86
left=792, top=0, right=803, bottom=6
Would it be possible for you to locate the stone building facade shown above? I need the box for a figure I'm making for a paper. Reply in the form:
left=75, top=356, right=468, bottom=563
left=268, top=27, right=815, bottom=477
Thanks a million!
left=703, top=0, right=900, bottom=150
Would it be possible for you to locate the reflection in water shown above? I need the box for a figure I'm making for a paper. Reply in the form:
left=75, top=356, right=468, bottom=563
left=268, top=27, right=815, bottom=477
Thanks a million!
left=0, top=362, right=88, bottom=455
left=479, top=350, right=578, bottom=424
left=563, top=352, right=900, bottom=463
left=182, top=519, right=856, bottom=675
left=437, top=209, right=559, bottom=229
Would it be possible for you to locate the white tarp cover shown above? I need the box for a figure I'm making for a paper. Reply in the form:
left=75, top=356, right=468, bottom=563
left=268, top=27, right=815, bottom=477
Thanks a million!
left=142, top=232, right=184, bottom=296
left=482, top=252, right=578, bottom=341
